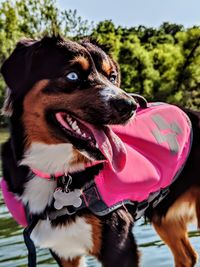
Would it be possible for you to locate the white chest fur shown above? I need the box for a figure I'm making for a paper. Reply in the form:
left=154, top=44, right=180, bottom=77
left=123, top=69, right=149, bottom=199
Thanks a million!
left=20, top=142, right=86, bottom=214
left=21, top=176, right=56, bottom=214
left=20, top=142, right=85, bottom=174
left=31, top=217, right=93, bottom=260
left=20, top=142, right=93, bottom=261
left=21, top=176, right=93, bottom=261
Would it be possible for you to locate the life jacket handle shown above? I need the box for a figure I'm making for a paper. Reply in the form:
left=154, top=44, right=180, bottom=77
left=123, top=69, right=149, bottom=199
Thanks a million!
left=128, top=93, right=148, bottom=108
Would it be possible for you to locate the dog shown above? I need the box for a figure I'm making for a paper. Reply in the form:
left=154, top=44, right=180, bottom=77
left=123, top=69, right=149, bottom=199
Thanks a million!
left=1, top=35, right=200, bottom=267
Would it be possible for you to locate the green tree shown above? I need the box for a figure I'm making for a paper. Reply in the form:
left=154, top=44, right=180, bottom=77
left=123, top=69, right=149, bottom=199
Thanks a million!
left=119, top=40, right=160, bottom=98
left=92, top=20, right=200, bottom=110
left=0, top=2, right=200, bottom=127
left=91, top=20, right=122, bottom=59
left=61, top=9, right=94, bottom=38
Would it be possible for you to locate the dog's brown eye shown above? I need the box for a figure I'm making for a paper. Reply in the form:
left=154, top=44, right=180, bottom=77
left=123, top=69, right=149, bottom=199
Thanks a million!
left=110, top=74, right=117, bottom=84
left=66, top=72, right=79, bottom=81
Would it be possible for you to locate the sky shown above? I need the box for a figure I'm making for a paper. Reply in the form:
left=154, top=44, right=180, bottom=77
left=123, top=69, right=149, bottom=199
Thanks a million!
left=57, top=0, right=200, bottom=28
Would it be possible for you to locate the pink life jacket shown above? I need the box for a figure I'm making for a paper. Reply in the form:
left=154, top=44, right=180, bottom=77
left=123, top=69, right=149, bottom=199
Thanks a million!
left=1, top=103, right=192, bottom=226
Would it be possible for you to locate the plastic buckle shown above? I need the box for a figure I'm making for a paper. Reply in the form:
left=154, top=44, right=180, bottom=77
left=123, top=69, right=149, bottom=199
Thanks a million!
left=134, top=201, right=149, bottom=220
left=151, top=188, right=170, bottom=208
left=82, top=184, right=101, bottom=208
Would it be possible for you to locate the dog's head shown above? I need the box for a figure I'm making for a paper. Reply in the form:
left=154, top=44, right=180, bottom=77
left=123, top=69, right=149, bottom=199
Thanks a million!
left=1, top=35, right=137, bottom=174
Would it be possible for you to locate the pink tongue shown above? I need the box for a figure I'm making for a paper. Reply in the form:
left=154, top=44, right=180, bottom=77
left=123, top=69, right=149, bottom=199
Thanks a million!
left=55, top=112, right=127, bottom=172
left=88, top=125, right=127, bottom=172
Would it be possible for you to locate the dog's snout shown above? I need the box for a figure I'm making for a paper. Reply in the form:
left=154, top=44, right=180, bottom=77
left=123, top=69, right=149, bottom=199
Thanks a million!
left=111, top=98, right=137, bottom=115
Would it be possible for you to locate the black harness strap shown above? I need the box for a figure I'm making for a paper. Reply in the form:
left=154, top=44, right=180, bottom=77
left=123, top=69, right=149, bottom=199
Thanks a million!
left=48, top=180, right=171, bottom=221
left=23, top=215, right=40, bottom=267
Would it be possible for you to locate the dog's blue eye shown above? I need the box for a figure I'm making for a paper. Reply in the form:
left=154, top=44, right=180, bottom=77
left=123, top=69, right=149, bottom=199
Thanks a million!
left=66, top=72, right=79, bottom=81
left=110, top=74, right=117, bottom=83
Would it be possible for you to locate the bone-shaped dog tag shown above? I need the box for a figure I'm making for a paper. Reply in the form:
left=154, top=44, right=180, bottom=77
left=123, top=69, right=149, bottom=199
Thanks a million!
left=53, top=188, right=82, bottom=210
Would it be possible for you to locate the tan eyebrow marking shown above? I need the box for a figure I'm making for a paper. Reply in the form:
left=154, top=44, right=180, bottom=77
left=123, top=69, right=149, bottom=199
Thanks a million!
left=102, top=59, right=112, bottom=75
left=72, top=56, right=90, bottom=70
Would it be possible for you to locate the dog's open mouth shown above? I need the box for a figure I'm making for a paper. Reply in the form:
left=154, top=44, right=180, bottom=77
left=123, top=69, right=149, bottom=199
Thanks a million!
left=56, top=112, right=97, bottom=147
left=55, top=112, right=127, bottom=172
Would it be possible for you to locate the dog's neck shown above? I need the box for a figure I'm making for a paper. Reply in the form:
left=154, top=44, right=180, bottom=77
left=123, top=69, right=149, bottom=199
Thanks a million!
left=2, top=136, right=103, bottom=215
left=19, top=161, right=103, bottom=214
left=20, top=142, right=87, bottom=176
left=2, top=105, right=104, bottom=214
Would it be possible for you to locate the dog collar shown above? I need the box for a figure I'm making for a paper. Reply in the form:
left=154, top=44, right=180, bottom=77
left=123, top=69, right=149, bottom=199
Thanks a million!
left=31, top=160, right=106, bottom=180
left=31, top=169, right=63, bottom=180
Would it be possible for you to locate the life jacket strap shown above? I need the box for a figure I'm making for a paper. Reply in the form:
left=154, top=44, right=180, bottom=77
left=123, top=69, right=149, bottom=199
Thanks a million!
left=48, top=181, right=171, bottom=221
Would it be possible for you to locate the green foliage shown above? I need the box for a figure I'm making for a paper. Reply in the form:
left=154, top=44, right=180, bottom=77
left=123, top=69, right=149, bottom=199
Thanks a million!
left=91, top=20, right=122, bottom=59
left=92, top=21, right=200, bottom=110
left=15, top=0, right=61, bottom=36
left=0, top=0, right=199, bottom=127
left=61, top=9, right=94, bottom=38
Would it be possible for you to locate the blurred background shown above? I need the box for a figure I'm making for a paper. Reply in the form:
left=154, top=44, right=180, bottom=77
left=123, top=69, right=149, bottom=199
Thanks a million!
left=0, top=0, right=200, bottom=128
left=0, top=0, right=200, bottom=266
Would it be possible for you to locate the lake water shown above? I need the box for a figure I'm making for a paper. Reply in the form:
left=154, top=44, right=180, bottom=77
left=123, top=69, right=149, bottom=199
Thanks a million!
left=0, top=132, right=200, bottom=267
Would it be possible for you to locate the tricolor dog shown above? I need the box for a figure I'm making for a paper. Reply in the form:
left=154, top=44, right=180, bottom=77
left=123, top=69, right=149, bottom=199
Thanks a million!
left=1, top=35, right=200, bottom=267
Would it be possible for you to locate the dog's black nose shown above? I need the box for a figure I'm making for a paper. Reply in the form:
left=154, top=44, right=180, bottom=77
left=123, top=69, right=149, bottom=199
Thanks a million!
left=111, top=98, right=137, bottom=115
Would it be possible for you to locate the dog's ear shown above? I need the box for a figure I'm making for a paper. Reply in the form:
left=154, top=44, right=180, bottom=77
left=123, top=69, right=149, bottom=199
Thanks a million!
left=1, top=35, right=66, bottom=99
left=1, top=39, right=38, bottom=98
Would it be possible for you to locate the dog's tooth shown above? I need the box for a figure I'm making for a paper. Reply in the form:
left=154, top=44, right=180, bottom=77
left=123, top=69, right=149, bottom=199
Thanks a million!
left=82, top=133, right=86, bottom=138
left=76, top=128, right=81, bottom=135
left=71, top=121, right=78, bottom=130
left=96, top=143, right=99, bottom=148
left=66, top=116, right=72, bottom=124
